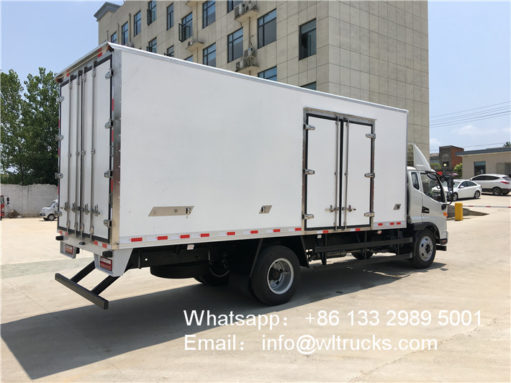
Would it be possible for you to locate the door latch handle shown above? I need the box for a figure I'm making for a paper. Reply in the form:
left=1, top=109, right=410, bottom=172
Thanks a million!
left=422, top=206, right=430, bottom=214
left=328, top=205, right=340, bottom=212
left=341, top=205, right=356, bottom=212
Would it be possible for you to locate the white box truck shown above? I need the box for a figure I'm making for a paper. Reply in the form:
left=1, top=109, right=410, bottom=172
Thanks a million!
left=54, top=43, right=448, bottom=309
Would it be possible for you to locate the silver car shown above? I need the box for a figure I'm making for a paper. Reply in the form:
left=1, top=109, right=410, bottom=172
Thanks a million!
left=40, top=200, right=58, bottom=221
left=470, top=174, right=511, bottom=196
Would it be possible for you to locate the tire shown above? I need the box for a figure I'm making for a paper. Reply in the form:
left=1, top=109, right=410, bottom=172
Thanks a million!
left=352, top=251, right=373, bottom=260
left=504, top=191, right=510, bottom=195
left=411, top=229, right=436, bottom=269
left=47, top=214, right=55, bottom=221
left=451, top=193, right=458, bottom=201
left=492, top=187, right=503, bottom=196
left=196, top=265, right=230, bottom=286
left=250, top=245, right=300, bottom=306
left=474, top=191, right=481, bottom=199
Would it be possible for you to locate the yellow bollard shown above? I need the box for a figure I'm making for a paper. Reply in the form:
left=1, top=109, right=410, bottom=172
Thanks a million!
left=454, top=202, right=463, bottom=221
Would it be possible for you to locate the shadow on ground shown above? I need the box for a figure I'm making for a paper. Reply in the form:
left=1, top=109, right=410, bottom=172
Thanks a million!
left=2, top=260, right=445, bottom=379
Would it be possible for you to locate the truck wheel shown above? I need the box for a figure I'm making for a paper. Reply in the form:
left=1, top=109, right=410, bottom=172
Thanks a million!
left=411, top=230, right=436, bottom=269
left=196, top=265, right=230, bottom=286
left=251, top=246, right=300, bottom=305
left=352, top=251, right=373, bottom=260
left=47, top=214, right=55, bottom=221
left=492, top=187, right=503, bottom=196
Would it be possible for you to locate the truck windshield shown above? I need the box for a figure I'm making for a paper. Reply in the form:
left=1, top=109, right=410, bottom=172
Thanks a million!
left=421, top=172, right=445, bottom=202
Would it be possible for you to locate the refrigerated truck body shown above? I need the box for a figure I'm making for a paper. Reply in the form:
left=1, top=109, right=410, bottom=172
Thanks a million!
left=54, top=43, right=448, bottom=308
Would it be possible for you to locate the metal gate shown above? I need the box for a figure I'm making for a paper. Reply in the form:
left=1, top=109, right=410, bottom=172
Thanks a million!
left=58, top=58, right=112, bottom=241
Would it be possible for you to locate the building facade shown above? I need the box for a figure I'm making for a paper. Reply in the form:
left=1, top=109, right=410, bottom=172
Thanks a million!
left=95, top=1, right=429, bottom=154
left=438, top=145, right=463, bottom=171
left=458, top=147, right=511, bottom=178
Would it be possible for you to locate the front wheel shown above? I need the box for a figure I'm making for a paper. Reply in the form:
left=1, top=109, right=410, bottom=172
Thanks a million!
left=250, top=245, right=300, bottom=305
left=411, top=229, right=436, bottom=269
left=474, top=190, right=481, bottom=199
left=47, top=214, right=55, bottom=221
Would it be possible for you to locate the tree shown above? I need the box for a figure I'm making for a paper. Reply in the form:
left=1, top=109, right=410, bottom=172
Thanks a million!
left=0, top=68, right=58, bottom=185
left=22, top=68, right=59, bottom=184
left=504, top=142, right=511, bottom=148
left=0, top=70, right=31, bottom=184
left=454, top=163, right=462, bottom=177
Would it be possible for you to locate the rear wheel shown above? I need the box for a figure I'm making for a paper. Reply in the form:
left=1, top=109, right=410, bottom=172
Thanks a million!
left=474, top=190, right=481, bottom=199
left=251, top=245, right=300, bottom=305
left=411, top=229, right=436, bottom=269
left=352, top=251, right=373, bottom=260
left=492, top=187, right=503, bottom=196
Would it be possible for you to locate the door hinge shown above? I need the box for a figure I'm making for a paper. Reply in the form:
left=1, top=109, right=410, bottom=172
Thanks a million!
left=304, top=124, right=316, bottom=131
left=55, top=172, right=64, bottom=179
left=105, top=70, right=113, bottom=79
left=55, top=134, right=64, bottom=141
left=364, top=172, right=375, bottom=178
left=364, top=212, right=375, bottom=217
left=104, top=120, right=114, bottom=129
left=366, top=133, right=376, bottom=139
left=303, top=214, right=314, bottom=220
left=104, top=170, right=113, bottom=178
left=304, top=169, right=315, bottom=175
left=57, top=96, right=65, bottom=103
left=103, top=219, right=112, bottom=227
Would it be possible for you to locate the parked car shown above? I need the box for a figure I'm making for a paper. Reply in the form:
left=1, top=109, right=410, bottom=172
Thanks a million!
left=40, top=200, right=58, bottom=221
left=470, top=174, right=511, bottom=195
left=449, top=179, right=482, bottom=201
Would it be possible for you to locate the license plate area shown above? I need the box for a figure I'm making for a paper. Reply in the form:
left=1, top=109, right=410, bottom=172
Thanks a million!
left=60, top=242, right=78, bottom=258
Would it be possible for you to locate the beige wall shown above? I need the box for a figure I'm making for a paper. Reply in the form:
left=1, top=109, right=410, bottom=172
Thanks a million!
left=97, top=1, right=429, bottom=154
left=462, top=151, right=511, bottom=178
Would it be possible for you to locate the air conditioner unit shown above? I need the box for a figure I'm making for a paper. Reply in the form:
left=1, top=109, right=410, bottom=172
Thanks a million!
left=235, top=1, right=257, bottom=19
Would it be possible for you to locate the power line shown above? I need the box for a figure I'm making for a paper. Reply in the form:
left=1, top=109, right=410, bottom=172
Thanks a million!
left=430, top=110, right=511, bottom=128
left=431, top=101, right=511, bottom=119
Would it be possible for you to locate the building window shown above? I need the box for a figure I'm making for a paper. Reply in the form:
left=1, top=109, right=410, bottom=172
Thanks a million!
left=202, top=1, right=215, bottom=28
left=257, top=9, right=276, bottom=48
left=474, top=161, right=486, bottom=175
left=185, top=55, right=194, bottom=62
left=110, top=32, right=118, bottom=43
left=227, top=0, right=242, bottom=12
left=147, top=0, right=156, bottom=25
left=258, top=66, right=277, bottom=81
left=121, top=22, right=129, bottom=45
left=227, top=28, right=243, bottom=62
left=147, top=37, right=157, bottom=53
left=179, top=13, right=193, bottom=41
left=166, top=45, right=174, bottom=57
left=167, top=4, right=174, bottom=30
left=299, top=19, right=316, bottom=59
left=301, top=82, right=316, bottom=90
left=203, top=43, right=216, bottom=66
left=134, top=12, right=141, bottom=36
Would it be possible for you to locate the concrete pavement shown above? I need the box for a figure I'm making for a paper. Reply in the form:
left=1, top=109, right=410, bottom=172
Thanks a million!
left=1, top=195, right=509, bottom=382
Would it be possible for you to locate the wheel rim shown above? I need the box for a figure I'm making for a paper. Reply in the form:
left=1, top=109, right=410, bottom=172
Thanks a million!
left=267, top=258, right=294, bottom=295
left=475, top=191, right=480, bottom=198
left=418, top=236, right=434, bottom=262
left=452, top=193, right=458, bottom=201
left=494, top=188, right=502, bottom=196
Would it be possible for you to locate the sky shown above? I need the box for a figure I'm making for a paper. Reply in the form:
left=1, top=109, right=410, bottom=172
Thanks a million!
left=1, top=0, right=510, bottom=154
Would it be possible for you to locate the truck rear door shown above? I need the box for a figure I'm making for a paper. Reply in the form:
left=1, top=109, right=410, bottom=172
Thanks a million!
left=58, top=58, right=112, bottom=242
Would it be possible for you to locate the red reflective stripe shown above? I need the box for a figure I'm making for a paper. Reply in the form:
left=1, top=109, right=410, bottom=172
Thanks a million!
left=397, top=222, right=401, bottom=225
left=110, top=179, right=113, bottom=192
left=322, top=230, right=329, bottom=234
left=390, top=222, right=395, bottom=226
left=200, top=233, right=210, bottom=238
left=227, top=232, right=235, bottom=236
left=157, top=236, right=168, bottom=240
left=97, top=52, right=103, bottom=58
left=295, top=227, right=302, bottom=231
left=378, top=223, right=383, bottom=226
left=131, top=237, right=143, bottom=242
left=94, top=241, right=98, bottom=246
left=180, top=234, right=190, bottom=239
left=355, top=228, right=361, bottom=232
left=102, top=243, right=107, bottom=248
left=250, top=230, right=258, bottom=234
left=66, top=72, right=70, bottom=77
left=273, top=229, right=280, bottom=233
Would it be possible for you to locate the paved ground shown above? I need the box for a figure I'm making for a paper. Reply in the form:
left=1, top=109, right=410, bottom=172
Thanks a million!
left=1, top=195, right=510, bottom=382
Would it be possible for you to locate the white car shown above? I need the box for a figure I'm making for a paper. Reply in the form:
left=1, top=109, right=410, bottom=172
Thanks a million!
left=470, top=174, right=511, bottom=196
left=448, top=179, right=482, bottom=201
left=40, top=200, right=58, bottom=221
